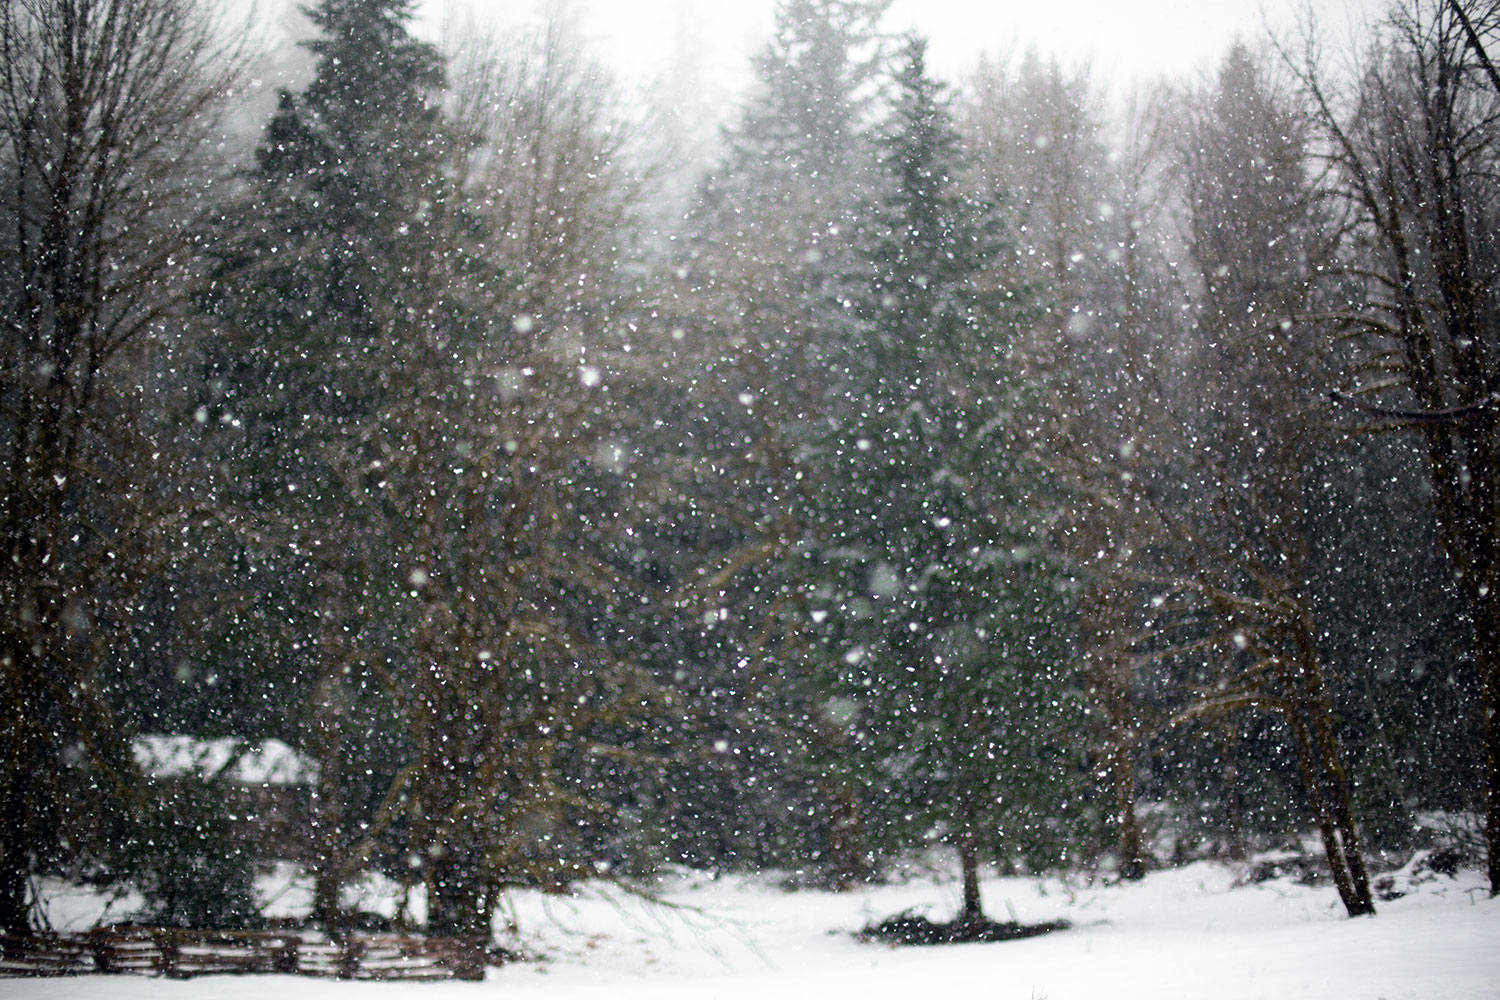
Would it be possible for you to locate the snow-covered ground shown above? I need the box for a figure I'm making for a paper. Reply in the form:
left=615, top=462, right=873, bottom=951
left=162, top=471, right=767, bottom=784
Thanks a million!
left=13, top=858, right=1499, bottom=999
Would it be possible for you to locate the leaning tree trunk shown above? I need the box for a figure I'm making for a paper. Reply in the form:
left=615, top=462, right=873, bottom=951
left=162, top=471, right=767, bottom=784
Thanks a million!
left=1298, top=641, right=1374, bottom=915
left=1276, top=655, right=1375, bottom=919
left=1285, top=710, right=1366, bottom=916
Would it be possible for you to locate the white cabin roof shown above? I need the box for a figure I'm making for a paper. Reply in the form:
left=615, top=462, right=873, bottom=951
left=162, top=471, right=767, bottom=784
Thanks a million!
left=132, top=735, right=317, bottom=786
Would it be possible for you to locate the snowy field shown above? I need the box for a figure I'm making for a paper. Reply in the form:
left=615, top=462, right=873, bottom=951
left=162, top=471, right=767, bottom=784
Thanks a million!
left=12, top=859, right=1499, bottom=1000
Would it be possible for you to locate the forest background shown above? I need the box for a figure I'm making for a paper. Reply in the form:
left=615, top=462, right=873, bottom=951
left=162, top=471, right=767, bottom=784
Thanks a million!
left=2, top=0, right=1498, bottom=946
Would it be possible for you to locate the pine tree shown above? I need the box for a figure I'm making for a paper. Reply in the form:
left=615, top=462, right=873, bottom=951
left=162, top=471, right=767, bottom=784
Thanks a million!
left=843, top=34, right=1014, bottom=405
left=726, top=0, right=891, bottom=185
left=814, top=36, right=1078, bottom=924
left=688, top=0, right=890, bottom=415
left=202, top=0, right=454, bottom=933
left=232, top=0, right=449, bottom=416
left=961, top=54, right=1162, bottom=880
left=212, top=7, right=664, bottom=942
left=644, top=0, right=895, bottom=881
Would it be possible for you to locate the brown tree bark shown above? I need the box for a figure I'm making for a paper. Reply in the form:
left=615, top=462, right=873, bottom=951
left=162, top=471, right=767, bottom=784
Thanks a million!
left=0, top=709, right=38, bottom=933
left=309, top=670, right=347, bottom=934
left=427, top=852, right=490, bottom=943
left=1299, top=642, right=1375, bottom=914
left=824, top=780, right=870, bottom=890
left=1222, top=728, right=1247, bottom=862
left=1299, top=0, right=1500, bottom=896
left=1277, top=652, right=1375, bottom=917
left=1110, top=734, right=1146, bottom=881
left=957, top=831, right=984, bottom=926
left=1079, top=584, right=1147, bottom=880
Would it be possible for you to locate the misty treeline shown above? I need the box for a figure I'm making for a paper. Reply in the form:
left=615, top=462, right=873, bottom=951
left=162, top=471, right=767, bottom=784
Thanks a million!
left=2, top=0, right=1497, bottom=941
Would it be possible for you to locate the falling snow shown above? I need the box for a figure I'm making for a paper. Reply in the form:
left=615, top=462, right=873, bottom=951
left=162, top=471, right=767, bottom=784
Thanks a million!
left=0, top=0, right=1494, bottom=989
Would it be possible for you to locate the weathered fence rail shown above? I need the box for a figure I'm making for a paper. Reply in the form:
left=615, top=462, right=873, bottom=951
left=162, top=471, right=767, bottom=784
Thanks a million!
left=0, top=927, right=487, bottom=981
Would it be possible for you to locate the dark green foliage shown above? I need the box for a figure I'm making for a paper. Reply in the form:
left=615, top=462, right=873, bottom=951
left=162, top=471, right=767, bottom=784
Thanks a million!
left=212, top=0, right=452, bottom=422
left=810, top=36, right=1082, bottom=904
left=192, top=0, right=461, bottom=754
left=194, top=0, right=465, bottom=935
left=814, top=399, right=1082, bottom=872
left=249, top=0, right=448, bottom=344
left=11, top=0, right=1500, bottom=941
left=837, top=36, right=1027, bottom=410
left=642, top=0, right=902, bottom=880
left=119, top=781, right=262, bottom=930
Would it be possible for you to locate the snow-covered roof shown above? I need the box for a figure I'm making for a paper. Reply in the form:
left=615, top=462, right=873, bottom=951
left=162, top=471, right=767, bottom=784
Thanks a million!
left=132, top=735, right=317, bottom=786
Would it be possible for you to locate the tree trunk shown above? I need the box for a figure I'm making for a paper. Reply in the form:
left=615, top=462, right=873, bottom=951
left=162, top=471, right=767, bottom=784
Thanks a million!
left=824, top=780, right=869, bottom=890
left=427, top=850, right=488, bottom=943
left=1308, top=691, right=1375, bottom=915
left=956, top=832, right=984, bottom=926
left=310, top=669, right=347, bottom=933
left=0, top=646, right=38, bottom=934
left=1477, top=587, right=1500, bottom=896
left=0, top=772, right=32, bottom=933
left=1282, top=701, right=1374, bottom=917
left=1079, top=584, right=1145, bottom=880
left=1112, top=738, right=1145, bottom=880
left=1269, top=626, right=1376, bottom=916
left=1222, top=729, right=1247, bottom=862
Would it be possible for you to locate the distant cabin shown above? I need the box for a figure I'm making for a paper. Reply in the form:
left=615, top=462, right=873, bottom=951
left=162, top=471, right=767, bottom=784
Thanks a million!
left=131, top=735, right=319, bottom=861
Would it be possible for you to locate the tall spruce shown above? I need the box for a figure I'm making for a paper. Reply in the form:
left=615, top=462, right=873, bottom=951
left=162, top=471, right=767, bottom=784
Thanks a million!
left=726, top=0, right=890, bottom=184
left=203, top=0, right=452, bottom=932
left=814, top=35, right=1077, bottom=923
left=645, top=0, right=894, bottom=880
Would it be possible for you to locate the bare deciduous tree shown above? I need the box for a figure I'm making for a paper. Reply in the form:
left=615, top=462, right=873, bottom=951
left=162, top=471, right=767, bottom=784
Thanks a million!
left=1297, top=0, right=1500, bottom=895
left=1165, top=43, right=1373, bottom=916
left=308, top=19, right=662, bottom=942
left=0, top=0, right=241, bottom=931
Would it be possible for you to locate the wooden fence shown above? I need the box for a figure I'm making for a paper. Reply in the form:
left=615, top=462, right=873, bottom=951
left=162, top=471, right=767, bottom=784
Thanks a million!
left=0, top=926, right=488, bottom=981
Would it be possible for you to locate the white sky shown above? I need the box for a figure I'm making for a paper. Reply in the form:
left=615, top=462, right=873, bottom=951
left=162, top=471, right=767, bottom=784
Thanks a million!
left=433, top=0, right=1382, bottom=92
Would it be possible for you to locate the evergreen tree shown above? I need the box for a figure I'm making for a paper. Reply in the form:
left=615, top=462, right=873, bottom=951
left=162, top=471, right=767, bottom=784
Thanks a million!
left=230, top=0, right=449, bottom=424
left=643, top=0, right=895, bottom=880
left=842, top=34, right=1014, bottom=405
left=211, top=7, right=663, bottom=942
left=202, top=0, right=455, bottom=932
left=814, top=36, right=1078, bottom=923
left=726, top=0, right=891, bottom=184
left=687, top=0, right=890, bottom=416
